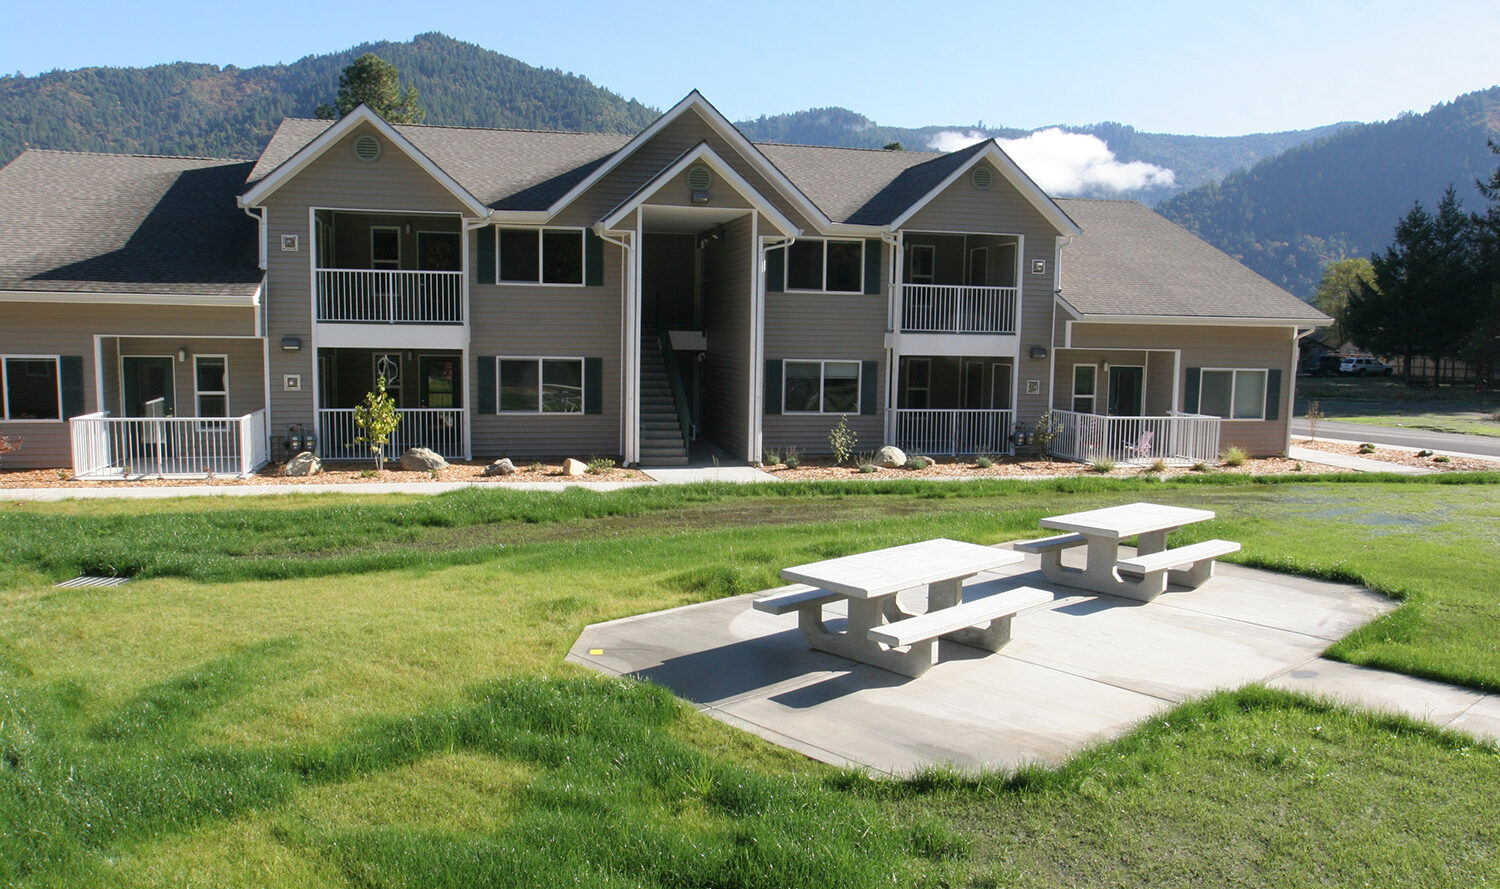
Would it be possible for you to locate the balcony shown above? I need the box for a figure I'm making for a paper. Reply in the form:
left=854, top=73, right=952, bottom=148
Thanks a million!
left=69, top=411, right=269, bottom=479
left=316, top=268, right=465, bottom=324
left=1048, top=410, right=1221, bottom=466
left=900, top=285, right=1017, bottom=334
left=317, top=408, right=466, bottom=461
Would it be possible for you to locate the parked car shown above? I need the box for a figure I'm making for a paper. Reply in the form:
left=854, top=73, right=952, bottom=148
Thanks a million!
left=1305, top=354, right=1343, bottom=376
left=1339, top=356, right=1394, bottom=376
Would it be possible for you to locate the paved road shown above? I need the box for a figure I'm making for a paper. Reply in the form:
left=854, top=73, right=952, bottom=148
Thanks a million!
left=1291, top=418, right=1500, bottom=459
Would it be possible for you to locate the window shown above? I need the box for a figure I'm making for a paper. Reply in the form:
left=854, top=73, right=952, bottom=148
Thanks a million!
left=1, top=357, right=60, bottom=420
left=781, top=239, right=863, bottom=293
left=499, top=358, right=583, bottom=413
left=904, top=358, right=930, bottom=409
left=1199, top=369, right=1268, bottom=420
left=907, top=245, right=935, bottom=284
left=194, top=356, right=228, bottom=418
left=371, top=227, right=400, bottom=270
left=1071, top=365, right=1096, bottom=413
left=499, top=228, right=584, bottom=285
left=783, top=360, right=860, bottom=414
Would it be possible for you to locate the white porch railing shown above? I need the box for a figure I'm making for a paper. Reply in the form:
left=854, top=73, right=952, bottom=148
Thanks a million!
left=316, top=269, right=465, bottom=324
left=69, top=410, right=269, bottom=479
left=895, top=409, right=1015, bottom=456
left=317, top=408, right=466, bottom=461
left=1048, top=410, right=1221, bottom=465
left=900, top=285, right=1018, bottom=334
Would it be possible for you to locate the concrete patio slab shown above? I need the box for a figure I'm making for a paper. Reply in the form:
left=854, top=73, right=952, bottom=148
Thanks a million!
left=569, top=543, right=1407, bottom=775
left=638, top=465, right=780, bottom=483
left=1268, top=658, right=1493, bottom=731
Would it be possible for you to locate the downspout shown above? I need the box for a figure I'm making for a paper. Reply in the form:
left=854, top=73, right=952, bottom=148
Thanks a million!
left=594, top=225, right=636, bottom=464
left=880, top=230, right=902, bottom=444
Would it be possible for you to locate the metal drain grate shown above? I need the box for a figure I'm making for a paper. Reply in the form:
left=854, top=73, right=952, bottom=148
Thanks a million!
left=55, top=575, right=131, bottom=588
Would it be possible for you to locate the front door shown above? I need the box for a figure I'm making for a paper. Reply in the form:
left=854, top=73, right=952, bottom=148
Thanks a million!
left=418, top=232, right=460, bottom=271
left=418, top=355, right=461, bottom=408
left=122, top=356, right=174, bottom=417
left=1107, top=365, right=1144, bottom=416
left=962, top=360, right=986, bottom=409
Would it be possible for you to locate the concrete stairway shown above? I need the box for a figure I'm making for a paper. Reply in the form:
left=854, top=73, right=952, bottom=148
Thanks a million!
left=639, top=332, right=690, bottom=466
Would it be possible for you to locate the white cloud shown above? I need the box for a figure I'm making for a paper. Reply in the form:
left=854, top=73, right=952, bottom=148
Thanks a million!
left=926, top=128, right=1176, bottom=196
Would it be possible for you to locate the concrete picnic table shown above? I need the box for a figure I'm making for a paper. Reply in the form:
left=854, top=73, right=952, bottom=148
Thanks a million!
left=1019, top=502, right=1238, bottom=601
left=767, top=538, right=1028, bottom=676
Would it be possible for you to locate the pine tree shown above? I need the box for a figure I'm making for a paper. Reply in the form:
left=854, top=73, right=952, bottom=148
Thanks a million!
left=315, top=53, right=425, bottom=123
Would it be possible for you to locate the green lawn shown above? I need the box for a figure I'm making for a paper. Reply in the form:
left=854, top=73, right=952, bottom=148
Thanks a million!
left=2, top=476, right=1498, bottom=886
left=1297, top=375, right=1500, bottom=437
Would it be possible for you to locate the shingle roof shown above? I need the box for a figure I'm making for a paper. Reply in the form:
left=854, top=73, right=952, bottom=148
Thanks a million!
left=758, top=141, right=992, bottom=225
left=1055, top=198, right=1328, bottom=322
left=0, top=150, right=261, bottom=296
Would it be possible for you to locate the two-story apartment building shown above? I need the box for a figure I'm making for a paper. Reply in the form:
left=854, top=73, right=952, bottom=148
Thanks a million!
left=0, top=92, right=1327, bottom=475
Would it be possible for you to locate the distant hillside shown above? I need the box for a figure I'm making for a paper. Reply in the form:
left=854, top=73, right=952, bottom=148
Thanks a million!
left=1157, top=87, right=1500, bottom=298
left=0, top=33, right=659, bottom=164
left=735, top=110, right=1351, bottom=199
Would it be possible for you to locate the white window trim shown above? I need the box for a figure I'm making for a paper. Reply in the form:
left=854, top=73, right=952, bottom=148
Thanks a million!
left=193, top=354, right=230, bottom=424
left=1, top=354, right=63, bottom=423
left=1199, top=367, right=1268, bottom=421
left=370, top=226, right=401, bottom=271
left=496, top=356, right=587, bottom=415
left=782, top=238, right=864, bottom=294
left=907, top=244, right=935, bottom=285
left=1071, top=363, right=1096, bottom=414
left=495, top=226, right=588, bottom=288
left=904, top=357, right=930, bottom=409
left=782, top=358, right=862, bottom=415
left=968, top=246, right=989, bottom=286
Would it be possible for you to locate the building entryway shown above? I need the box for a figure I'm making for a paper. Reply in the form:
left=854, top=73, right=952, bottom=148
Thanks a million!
left=1107, top=365, right=1144, bottom=416
left=121, top=356, right=174, bottom=417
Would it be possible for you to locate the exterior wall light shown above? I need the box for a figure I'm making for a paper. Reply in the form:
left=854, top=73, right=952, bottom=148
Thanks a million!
left=282, top=337, right=302, bottom=351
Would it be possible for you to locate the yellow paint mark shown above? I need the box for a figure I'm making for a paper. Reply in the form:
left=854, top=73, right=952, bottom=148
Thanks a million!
left=588, top=648, right=604, bottom=655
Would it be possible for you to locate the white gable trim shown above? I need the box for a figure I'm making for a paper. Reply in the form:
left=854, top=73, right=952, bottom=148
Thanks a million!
left=888, top=142, right=1081, bottom=236
left=1069, top=313, right=1328, bottom=327
left=237, top=106, right=489, bottom=217
left=0, top=286, right=261, bottom=308
left=598, top=142, right=801, bottom=237
left=548, top=91, right=830, bottom=229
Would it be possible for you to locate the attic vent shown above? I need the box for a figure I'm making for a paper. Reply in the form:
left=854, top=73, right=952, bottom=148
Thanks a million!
left=352, top=134, right=383, bottom=163
left=970, top=166, right=994, bottom=190
left=687, top=164, right=713, bottom=191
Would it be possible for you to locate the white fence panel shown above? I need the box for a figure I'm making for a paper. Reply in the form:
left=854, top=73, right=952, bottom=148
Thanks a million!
left=899, top=285, right=1017, bottom=334
left=316, top=269, right=464, bottom=323
left=318, top=408, right=466, bottom=461
left=894, top=409, right=1015, bottom=456
left=1049, top=410, right=1221, bottom=465
left=68, top=411, right=269, bottom=479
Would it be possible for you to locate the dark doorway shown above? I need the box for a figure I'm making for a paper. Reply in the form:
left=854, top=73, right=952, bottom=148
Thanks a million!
left=122, top=356, right=174, bottom=417
left=1107, top=365, right=1144, bottom=416
left=419, top=355, right=461, bottom=408
left=418, top=232, right=460, bottom=271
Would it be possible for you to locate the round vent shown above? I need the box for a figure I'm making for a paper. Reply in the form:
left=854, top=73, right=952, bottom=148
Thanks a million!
left=970, top=166, right=994, bottom=190
left=352, top=134, right=383, bottom=163
left=687, top=164, right=713, bottom=191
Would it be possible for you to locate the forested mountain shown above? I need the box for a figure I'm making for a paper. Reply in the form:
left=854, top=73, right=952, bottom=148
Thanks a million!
left=1157, top=87, right=1500, bottom=298
left=0, top=33, right=658, bottom=164
left=736, top=111, right=1351, bottom=198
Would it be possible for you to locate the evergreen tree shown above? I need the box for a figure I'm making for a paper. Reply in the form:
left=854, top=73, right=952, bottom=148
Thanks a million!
left=316, top=53, right=425, bottom=123
left=1468, top=141, right=1500, bottom=386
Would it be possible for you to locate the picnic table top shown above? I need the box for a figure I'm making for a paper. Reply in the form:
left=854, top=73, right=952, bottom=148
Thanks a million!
left=1040, top=502, right=1214, bottom=539
left=780, top=538, right=1023, bottom=599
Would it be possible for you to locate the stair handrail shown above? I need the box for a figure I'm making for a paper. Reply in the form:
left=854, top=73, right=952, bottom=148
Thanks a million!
left=657, top=328, right=697, bottom=444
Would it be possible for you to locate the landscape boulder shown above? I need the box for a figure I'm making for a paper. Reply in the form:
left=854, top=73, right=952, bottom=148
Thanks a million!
left=401, top=447, right=448, bottom=472
left=483, top=457, right=517, bottom=477
left=875, top=445, right=907, bottom=468
left=284, top=451, right=322, bottom=477
left=562, top=457, right=588, bottom=477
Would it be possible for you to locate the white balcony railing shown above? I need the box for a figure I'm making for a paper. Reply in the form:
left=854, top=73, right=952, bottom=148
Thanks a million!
left=1048, top=410, right=1221, bottom=465
left=895, top=409, right=1015, bottom=456
left=69, top=410, right=269, bottom=479
left=900, top=284, right=1018, bottom=334
left=317, top=408, right=466, bottom=461
left=316, top=269, right=465, bottom=324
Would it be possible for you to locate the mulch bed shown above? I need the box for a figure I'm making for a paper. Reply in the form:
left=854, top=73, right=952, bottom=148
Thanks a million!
left=0, top=459, right=647, bottom=489
left=761, top=453, right=1342, bottom=481
left=1295, top=439, right=1498, bottom=472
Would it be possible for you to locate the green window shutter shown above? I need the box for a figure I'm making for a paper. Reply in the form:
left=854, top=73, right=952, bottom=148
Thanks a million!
left=1265, top=368, right=1282, bottom=421
left=765, top=247, right=784, bottom=293
left=60, top=356, right=85, bottom=419
left=584, top=357, right=603, bottom=415
left=1184, top=367, right=1201, bottom=413
left=476, top=356, right=496, bottom=414
left=859, top=360, right=878, bottom=415
left=475, top=227, right=495, bottom=285
left=863, top=239, right=881, bottom=295
left=585, top=230, right=604, bottom=286
left=764, top=360, right=782, bottom=414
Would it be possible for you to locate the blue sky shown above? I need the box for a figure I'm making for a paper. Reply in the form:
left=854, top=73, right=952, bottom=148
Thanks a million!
left=3, top=0, right=1496, bottom=136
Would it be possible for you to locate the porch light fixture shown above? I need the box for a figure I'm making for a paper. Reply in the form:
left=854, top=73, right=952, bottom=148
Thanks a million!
left=281, top=336, right=301, bottom=351
left=1029, top=346, right=1048, bottom=359
left=177, top=348, right=187, bottom=363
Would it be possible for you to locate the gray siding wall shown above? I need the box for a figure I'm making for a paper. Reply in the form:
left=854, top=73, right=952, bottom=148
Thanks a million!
left=700, top=216, right=754, bottom=459
left=1067, top=322, right=1297, bottom=455
left=903, top=158, right=1061, bottom=427
left=763, top=240, right=887, bottom=455
left=260, top=120, right=474, bottom=435
left=115, top=337, right=266, bottom=416
left=469, top=232, right=625, bottom=458
left=0, top=302, right=256, bottom=468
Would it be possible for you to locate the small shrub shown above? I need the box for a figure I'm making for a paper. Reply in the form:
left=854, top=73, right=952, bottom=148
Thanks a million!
left=783, top=447, right=803, bottom=470
left=1089, top=459, right=1116, bottom=473
left=360, top=468, right=378, bottom=479
left=1032, top=411, right=1063, bottom=462
left=974, top=455, right=995, bottom=469
left=1220, top=446, right=1249, bottom=467
left=55, top=468, right=72, bottom=481
left=1305, top=400, right=1325, bottom=441
left=1416, top=449, right=1434, bottom=458
left=1191, top=461, right=1213, bottom=473
left=1434, top=455, right=1451, bottom=463
left=527, top=461, right=543, bottom=472
left=428, top=468, right=440, bottom=479
left=0, top=433, right=20, bottom=466
left=762, top=447, right=783, bottom=466
left=1294, top=462, right=1304, bottom=472
left=1147, top=458, right=1168, bottom=474
left=586, top=457, right=615, bottom=475
left=828, top=415, right=858, bottom=465
left=1357, top=442, right=1376, bottom=454
left=904, top=455, right=933, bottom=470
left=858, top=462, right=878, bottom=474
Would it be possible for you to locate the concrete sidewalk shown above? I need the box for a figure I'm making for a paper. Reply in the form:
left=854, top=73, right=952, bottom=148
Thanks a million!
left=570, top=545, right=1492, bottom=775
left=1287, top=444, right=1431, bottom=475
